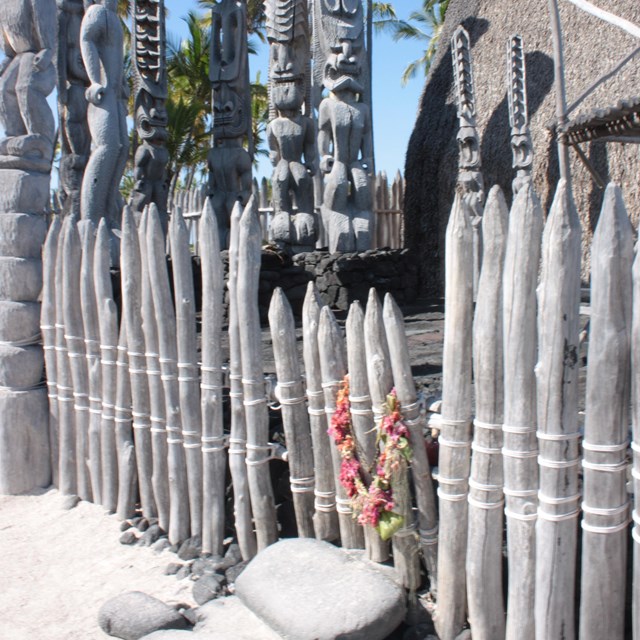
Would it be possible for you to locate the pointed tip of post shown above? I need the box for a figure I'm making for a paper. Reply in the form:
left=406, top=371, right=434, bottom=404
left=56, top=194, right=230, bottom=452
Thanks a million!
left=382, top=292, right=400, bottom=318
left=594, top=181, right=632, bottom=246
left=366, top=287, right=380, bottom=309
left=203, top=195, right=215, bottom=221
left=347, top=299, right=364, bottom=322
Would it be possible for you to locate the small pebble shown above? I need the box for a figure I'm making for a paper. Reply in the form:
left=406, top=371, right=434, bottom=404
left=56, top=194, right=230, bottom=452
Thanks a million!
left=175, top=565, right=192, bottom=580
left=137, top=518, right=150, bottom=532
left=177, top=536, right=202, bottom=561
left=225, top=560, right=248, bottom=585
left=141, top=524, right=163, bottom=547
left=120, top=521, right=131, bottom=532
left=164, top=563, right=183, bottom=576
left=192, top=556, right=224, bottom=577
left=222, top=543, right=242, bottom=569
left=192, top=574, right=226, bottom=605
left=152, top=538, right=171, bottom=554
left=120, top=530, right=137, bottom=545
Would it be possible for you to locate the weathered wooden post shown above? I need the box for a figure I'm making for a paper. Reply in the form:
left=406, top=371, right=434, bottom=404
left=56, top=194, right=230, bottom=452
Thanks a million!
left=534, top=178, right=580, bottom=640
left=435, top=191, right=473, bottom=639
left=346, top=301, right=389, bottom=561
left=121, top=206, right=156, bottom=519
left=56, top=219, right=77, bottom=497
left=579, top=183, right=632, bottom=640
left=0, top=0, right=56, bottom=495
left=79, top=222, right=103, bottom=505
left=138, top=207, right=170, bottom=534
left=62, top=216, right=92, bottom=502
left=237, top=195, right=278, bottom=550
left=302, top=283, right=339, bottom=542
left=146, top=203, right=190, bottom=544
left=502, top=181, right=542, bottom=640
left=467, top=186, right=508, bottom=639
left=114, top=323, right=137, bottom=520
left=227, top=199, right=257, bottom=560
left=632, top=233, right=640, bottom=640
left=269, top=287, right=315, bottom=538
left=365, top=289, right=420, bottom=590
left=383, top=293, right=439, bottom=588
left=170, top=207, right=203, bottom=539
left=94, top=220, right=118, bottom=512
left=318, top=305, right=365, bottom=549
left=199, top=199, right=227, bottom=556
left=41, top=218, right=61, bottom=488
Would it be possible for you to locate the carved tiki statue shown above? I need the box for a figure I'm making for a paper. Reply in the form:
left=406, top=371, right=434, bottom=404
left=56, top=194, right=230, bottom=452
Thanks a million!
left=313, top=0, right=373, bottom=253
left=208, top=0, right=252, bottom=249
left=265, top=0, right=317, bottom=252
left=80, top=0, right=129, bottom=225
left=507, top=34, right=533, bottom=196
left=130, top=0, right=169, bottom=225
left=0, top=0, right=57, bottom=173
left=57, top=0, right=90, bottom=216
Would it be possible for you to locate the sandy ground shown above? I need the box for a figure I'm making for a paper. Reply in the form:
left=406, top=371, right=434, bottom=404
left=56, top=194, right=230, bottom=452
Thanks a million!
left=0, top=487, right=195, bottom=640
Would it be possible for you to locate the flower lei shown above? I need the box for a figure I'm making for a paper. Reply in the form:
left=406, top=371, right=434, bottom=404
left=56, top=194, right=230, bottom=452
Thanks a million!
left=328, top=375, right=413, bottom=541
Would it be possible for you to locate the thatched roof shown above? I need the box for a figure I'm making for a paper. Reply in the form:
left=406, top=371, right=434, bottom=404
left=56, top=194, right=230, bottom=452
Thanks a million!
left=404, top=0, right=640, bottom=296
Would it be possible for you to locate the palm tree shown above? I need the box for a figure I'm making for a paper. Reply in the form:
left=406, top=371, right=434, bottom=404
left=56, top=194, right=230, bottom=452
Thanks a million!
left=375, top=0, right=450, bottom=85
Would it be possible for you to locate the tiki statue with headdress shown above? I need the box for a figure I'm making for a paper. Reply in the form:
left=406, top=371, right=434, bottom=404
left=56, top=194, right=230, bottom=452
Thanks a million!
left=265, top=0, right=317, bottom=252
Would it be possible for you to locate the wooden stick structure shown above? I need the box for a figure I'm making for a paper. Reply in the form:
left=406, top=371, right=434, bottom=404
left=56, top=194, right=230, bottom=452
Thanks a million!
left=146, top=204, right=190, bottom=544
left=170, top=207, right=203, bottom=539
left=237, top=195, right=278, bottom=551
left=55, top=217, right=77, bottom=497
left=318, top=305, right=365, bottom=550
left=579, top=183, right=632, bottom=640
left=383, top=293, right=439, bottom=589
left=138, top=207, right=171, bottom=534
left=121, top=207, right=156, bottom=519
left=79, top=222, right=103, bottom=506
left=365, top=289, right=420, bottom=589
left=501, top=182, right=543, bottom=640
left=41, top=217, right=61, bottom=488
left=436, top=191, right=474, bottom=639
left=227, top=199, right=257, bottom=560
left=114, top=322, right=137, bottom=520
left=199, top=199, right=227, bottom=556
left=346, top=301, right=389, bottom=562
left=467, top=186, right=508, bottom=640
left=269, top=287, right=315, bottom=538
left=632, top=233, right=640, bottom=640
left=302, top=283, right=339, bottom=542
left=534, top=178, right=580, bottom=639
left=63, top=216, right=92, bottom=502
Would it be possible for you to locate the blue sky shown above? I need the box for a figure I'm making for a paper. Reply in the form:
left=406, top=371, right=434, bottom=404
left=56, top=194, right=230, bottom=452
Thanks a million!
left=166, top=1, right=425, bottom=180
left=0, top=2, right=427, bottom=184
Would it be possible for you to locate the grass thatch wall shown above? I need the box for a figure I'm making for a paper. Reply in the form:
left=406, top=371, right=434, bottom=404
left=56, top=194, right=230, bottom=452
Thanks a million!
left=404, top=0, right=640, bottom=296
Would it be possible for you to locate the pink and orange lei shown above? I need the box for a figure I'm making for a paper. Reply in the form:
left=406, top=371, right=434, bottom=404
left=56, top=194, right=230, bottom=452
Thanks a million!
left=328, top=375, right=413, bottom=540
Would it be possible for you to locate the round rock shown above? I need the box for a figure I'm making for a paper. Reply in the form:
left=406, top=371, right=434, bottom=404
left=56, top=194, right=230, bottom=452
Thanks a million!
left=192, top=574, right=226, bottom=605
left=235, top=538, right=406, bottom=640
left=98, top=591, right=189, bottom=640
left=177, top=536, right=201, bottom=561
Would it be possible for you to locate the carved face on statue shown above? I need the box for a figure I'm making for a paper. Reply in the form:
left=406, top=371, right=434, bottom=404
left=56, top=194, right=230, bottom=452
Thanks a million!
left=135, top=90, right=168, bottom=144
left=270, top=42, right=305, bottom=112
left=510, top=131, right=533, bottom=171
left=456, top=125, right=481, bottom=171
left=210, top=0, right=244, bottom=84
left=324, top=39, right=363, bottom=93
left=213, top=82, right=247, bottom=140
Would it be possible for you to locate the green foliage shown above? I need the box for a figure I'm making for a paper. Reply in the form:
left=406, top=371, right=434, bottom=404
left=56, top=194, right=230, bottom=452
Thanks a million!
left=374, top=0, right=451, bottom=85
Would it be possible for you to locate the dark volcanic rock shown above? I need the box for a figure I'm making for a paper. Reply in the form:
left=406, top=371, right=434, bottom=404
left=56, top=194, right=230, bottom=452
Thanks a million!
left=192, top=573, right=226, bottom=605
left=98, top=591, right=189, bottom=640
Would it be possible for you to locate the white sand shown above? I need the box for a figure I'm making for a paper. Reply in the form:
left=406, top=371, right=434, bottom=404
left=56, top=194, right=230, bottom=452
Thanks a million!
left=0, top=487, right=195, bottom=640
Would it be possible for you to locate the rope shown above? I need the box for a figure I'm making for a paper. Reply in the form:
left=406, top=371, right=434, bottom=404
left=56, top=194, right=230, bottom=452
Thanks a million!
left=474, top=419, right=502, bottom=431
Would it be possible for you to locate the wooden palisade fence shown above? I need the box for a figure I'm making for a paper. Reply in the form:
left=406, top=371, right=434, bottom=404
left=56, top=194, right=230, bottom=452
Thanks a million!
left=37, top=30, right=640, bottom=640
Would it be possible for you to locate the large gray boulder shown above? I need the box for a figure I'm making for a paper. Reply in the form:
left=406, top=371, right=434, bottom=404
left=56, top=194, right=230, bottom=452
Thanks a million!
left=404, top=0, right=640, bottom=295
left=98, top=591, right=189, bottom=640
left=234, top=538, right=406, bottom=640
left=195, top=596, right=282, bottom=640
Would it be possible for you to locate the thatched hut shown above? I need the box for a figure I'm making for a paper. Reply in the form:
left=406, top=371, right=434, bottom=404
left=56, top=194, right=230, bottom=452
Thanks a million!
left=404, top=0, right=640, bottom=296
